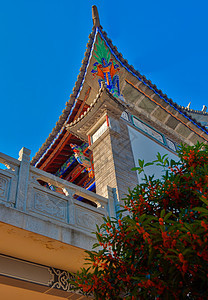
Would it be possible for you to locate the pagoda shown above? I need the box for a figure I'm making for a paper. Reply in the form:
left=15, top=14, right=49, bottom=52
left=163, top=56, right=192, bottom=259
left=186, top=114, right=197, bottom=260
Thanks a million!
left=31, top=5, right=208, bottom=201
left=0, top=5, right=208, bottom=299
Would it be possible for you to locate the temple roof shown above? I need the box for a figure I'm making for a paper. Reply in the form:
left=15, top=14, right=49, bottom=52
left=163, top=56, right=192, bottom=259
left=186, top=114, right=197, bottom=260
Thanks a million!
left=31, top=5, right=208, bottom=166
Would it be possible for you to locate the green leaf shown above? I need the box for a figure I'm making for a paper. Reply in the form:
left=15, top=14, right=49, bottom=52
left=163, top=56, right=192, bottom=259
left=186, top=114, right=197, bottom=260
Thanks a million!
left=131, top=167, right=139, bottom=171
left=164, top=158, right=169, bottom=166
left=138, top=159, right=144, bottom=168
left=92, top=243, right=100, bottom=249
left=160, top=209, right=165, bottom=218
left=182, top=248, right=194, bottom=256
left=144, top=162, right=154, bottom=167
left=156, top=152, right=162, bottom=162
left=199, top=196, right=208, bottom=206
left=193, top=207, right=208, bottom=214
left=164, top=212, right=172, bottom=221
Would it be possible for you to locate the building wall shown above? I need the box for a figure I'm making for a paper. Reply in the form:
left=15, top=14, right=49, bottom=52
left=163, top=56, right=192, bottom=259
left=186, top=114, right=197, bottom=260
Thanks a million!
left=92, top=117, right=138, bottom=201
left=128, top=125, right=178, bottom=183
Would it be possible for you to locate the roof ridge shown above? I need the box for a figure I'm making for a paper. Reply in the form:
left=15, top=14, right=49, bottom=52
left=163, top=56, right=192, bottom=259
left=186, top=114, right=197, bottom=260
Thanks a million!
left=179, top=106, right=208, bottom=115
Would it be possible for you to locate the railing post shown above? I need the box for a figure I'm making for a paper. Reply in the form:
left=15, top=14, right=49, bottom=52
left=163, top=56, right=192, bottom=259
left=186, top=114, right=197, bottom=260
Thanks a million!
left=62, top=188, right=75, bottom=224
left=107, top=186, right=119, bottom=218
left=15, top=147, right=31, bottom=211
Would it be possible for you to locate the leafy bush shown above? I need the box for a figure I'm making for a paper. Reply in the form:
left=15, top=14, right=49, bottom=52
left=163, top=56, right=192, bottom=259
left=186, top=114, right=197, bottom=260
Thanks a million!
left=72, top=142, right=208, bottom=299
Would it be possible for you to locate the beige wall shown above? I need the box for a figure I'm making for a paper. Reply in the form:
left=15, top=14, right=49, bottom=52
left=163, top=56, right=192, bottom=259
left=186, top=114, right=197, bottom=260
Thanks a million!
left=0, top=284, right=65, bottom=300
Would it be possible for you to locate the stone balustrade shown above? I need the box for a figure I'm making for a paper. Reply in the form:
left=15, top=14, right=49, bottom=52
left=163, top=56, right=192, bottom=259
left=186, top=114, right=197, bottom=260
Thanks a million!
left=0, top=147, right=117, bottom=251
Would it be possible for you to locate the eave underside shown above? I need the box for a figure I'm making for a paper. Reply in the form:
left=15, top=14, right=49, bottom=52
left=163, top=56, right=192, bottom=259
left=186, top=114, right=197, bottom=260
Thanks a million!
left=33, top=99, right=94, bottom=191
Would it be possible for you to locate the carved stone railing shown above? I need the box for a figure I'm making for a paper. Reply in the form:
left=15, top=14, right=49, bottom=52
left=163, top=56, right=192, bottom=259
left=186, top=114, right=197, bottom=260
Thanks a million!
left=0, top=147, right=117, bottom=250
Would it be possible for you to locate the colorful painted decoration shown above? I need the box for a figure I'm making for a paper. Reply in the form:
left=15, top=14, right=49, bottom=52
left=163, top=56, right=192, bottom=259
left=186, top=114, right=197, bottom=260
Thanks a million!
left=70, top=164, right=85, bottom=181
left=55, top=143, right=88, bottom=178
left=55, top=156, right=76, bottom=178
left=91, top=36, right=123, bottom=99
left=47, top=143, right=90, bottom=192
left=70, top=144, right=94, bottom=178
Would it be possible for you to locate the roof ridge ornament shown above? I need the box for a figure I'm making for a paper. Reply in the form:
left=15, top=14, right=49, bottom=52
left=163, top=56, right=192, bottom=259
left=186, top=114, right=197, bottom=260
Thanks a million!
left=92, top=5, right=100, bottom=27
left=187, top=102, right=191, bottom=109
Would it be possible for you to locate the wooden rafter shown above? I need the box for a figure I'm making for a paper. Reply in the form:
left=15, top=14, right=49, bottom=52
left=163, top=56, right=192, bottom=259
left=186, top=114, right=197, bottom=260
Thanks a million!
left=65, top=164, right=85, bottom=182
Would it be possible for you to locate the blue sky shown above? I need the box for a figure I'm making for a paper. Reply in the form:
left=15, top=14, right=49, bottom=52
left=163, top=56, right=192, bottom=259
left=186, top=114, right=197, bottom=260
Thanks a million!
left=0, top=0, right=207, bottom=160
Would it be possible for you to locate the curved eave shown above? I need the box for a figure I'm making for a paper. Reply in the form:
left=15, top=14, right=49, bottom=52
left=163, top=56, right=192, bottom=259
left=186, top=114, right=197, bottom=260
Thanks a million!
left=70, top=85, right=127, bottom=127
left=31, top=26, right=98, bottom=166
left=97, top=27, right=208, bottom=136
left=66, top=85, right=127, bottom=141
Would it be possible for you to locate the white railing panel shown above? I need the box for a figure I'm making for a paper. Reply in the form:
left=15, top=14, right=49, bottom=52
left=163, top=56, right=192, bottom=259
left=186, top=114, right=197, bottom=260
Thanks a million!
left=0, top=148, right=114, bottom=238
